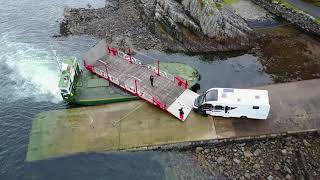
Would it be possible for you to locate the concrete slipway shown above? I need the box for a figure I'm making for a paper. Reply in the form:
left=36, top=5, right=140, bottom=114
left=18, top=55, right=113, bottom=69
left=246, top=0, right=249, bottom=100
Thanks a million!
left=27, top=79, right=320, bottom=161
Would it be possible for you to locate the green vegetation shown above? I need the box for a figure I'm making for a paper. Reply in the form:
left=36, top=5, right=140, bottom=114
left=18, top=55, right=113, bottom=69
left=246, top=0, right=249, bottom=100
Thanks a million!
left=223, top=0, right=239, bottom=4
left=315, top=18, right=320, bottom=24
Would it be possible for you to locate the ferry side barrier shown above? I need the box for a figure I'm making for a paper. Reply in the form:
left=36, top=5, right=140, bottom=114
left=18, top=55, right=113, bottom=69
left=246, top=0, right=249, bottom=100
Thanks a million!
left=84, top=46, right=188, bottom=110
left=152, top=97, right=167, bottom=110
left=106, top=46, right=188, bottom=89
left=87, top=59, right=168, bottom=109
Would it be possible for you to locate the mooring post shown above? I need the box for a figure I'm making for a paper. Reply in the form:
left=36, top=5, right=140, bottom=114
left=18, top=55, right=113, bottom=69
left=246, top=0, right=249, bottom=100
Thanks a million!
left=134, top=79, right=138, bottom=95
left=185, top=80, right=188, bottom=89
left=104, top=64, right=109, bottom=80
left=157, top=60, right=160, bottom=76
left=83, top=58, right=87, bottom=68
left=128, top=48, right=132, bottom=64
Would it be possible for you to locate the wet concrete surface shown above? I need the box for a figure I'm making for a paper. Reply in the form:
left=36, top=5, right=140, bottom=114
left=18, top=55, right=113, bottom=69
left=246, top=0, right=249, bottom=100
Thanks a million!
left=27, top=101, right=216, bottom=161
left=27, top=79, right=320, bottom=161
left=214, top=79, right=320, bottom=138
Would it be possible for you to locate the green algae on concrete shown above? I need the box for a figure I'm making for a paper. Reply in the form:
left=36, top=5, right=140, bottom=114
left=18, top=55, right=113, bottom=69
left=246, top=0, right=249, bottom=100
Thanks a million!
left=27, top=101, right=215, bottom=161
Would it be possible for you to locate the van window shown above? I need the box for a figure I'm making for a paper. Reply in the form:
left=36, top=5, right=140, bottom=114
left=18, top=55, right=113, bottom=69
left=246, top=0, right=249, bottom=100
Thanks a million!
left=214, top=105, right=224, bottom=110
left=205, top=89, right=218, bottom=101
left=202, top=104, right=213, bottom=110
left=253, top=106, right=259, bottom=109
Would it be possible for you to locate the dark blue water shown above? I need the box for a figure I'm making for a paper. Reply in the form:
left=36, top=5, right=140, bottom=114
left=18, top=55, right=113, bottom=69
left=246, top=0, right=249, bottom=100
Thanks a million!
left=0, top=0, right=274, bottom=179
left=137, top=50, right=272, bottom=91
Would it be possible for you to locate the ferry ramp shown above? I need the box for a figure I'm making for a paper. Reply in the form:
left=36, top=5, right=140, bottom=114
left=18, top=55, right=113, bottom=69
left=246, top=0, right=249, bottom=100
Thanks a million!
left=83, top=40, right=199, bottom=121
left=26, top=79, right=320, bottom=161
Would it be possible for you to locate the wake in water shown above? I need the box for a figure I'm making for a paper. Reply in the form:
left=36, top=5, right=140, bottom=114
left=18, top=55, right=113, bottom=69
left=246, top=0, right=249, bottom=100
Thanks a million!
left=0, top=35, right=62, bottom=104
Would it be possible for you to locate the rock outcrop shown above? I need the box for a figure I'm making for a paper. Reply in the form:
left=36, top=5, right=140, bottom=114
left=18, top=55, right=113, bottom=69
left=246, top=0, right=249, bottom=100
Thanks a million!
left=181, top=0, right=251, bottom=39
left=137, top=0, right=253, bottom=52
left=60, top=0, right=258, bottom=52
left=251, top=0, right=320, bottom=36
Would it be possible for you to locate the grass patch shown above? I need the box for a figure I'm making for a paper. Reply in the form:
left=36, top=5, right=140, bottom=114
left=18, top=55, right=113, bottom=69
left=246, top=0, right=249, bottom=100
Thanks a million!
left=314, top=18, right=320, bottom=24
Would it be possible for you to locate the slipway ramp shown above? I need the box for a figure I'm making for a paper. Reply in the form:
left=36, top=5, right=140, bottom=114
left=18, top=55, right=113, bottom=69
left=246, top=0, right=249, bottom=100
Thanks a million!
left=26, top=79, right=320, bottom=161
left=83, top=40, right=199, bottom=121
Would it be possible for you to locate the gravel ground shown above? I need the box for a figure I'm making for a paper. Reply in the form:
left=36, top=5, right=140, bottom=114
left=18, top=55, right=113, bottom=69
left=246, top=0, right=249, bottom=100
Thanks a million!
left=193, top=133, right=320, bottom=179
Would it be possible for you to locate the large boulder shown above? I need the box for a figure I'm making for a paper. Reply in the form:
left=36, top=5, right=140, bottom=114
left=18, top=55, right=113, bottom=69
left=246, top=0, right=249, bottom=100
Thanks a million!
left=181, top=0, right=251, bottom=39
left=149, top=0, right=253, bottom=52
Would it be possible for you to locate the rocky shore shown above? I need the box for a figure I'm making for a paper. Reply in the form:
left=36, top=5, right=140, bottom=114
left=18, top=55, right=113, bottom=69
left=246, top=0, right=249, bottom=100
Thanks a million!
left=59, top=0, right=274, bottom=52
left=251, top=0, right=320, bottom=36
left=193, top=133, right=320, bottom=179
left=58, top=1, right=320, bottom=178
left=253, top=26, right=320, bottom=83
left=60, top=0, right=167, bottom=50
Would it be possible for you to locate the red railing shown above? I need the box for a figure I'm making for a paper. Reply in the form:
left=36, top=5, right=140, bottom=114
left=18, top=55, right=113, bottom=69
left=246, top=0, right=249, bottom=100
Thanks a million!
left=152, top=97, right=167, bottom=110
left=175, top=76, right=188, bottom=89
left=106, top=46, right=177, bottom=82
left=83, top=58, right=94, bottom=72
left=83, top=46, right=188, bottom=112
left=85, top=58, right=167, bottom=109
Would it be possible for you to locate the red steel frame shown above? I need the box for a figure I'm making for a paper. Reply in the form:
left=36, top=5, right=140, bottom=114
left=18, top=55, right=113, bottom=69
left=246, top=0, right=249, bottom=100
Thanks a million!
left=83, top=46, right=189, bottom=115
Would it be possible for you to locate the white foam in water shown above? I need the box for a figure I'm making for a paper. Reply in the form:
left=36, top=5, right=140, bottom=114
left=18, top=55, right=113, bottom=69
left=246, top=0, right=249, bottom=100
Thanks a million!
left=0, top=35, right=62, bottom=103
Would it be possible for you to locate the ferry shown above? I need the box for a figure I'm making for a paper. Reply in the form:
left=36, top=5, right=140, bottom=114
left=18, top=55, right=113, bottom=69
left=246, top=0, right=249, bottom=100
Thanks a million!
left=58, top=58, right=200, bottom=106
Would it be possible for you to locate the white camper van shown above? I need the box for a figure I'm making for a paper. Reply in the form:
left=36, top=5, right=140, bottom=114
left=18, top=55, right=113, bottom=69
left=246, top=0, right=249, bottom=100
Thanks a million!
left=193, top=88, right=270, bottom=120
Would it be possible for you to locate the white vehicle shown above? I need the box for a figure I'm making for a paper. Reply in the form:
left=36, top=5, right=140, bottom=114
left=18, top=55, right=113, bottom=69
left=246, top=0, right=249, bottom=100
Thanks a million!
left=193, top=88, right=270, bottom=120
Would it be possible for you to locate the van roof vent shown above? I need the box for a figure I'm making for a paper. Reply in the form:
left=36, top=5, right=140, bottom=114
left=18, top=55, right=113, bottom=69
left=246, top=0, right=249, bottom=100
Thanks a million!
left=237, top=98, right=241, bottom=102
left=223, top=88, right=234, bottom=93
left=255, top=95, right=260, bottom=99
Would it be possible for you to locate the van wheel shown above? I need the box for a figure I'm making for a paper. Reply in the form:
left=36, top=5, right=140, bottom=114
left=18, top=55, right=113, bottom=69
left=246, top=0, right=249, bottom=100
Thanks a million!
left=200, top=110, right=208, bottom=117
left=240, top=116, right=247, bottom=119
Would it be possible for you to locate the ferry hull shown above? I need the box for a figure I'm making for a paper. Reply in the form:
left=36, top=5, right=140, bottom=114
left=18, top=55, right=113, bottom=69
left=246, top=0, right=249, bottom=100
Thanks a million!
left=61, top=62, right=200, bottom=106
